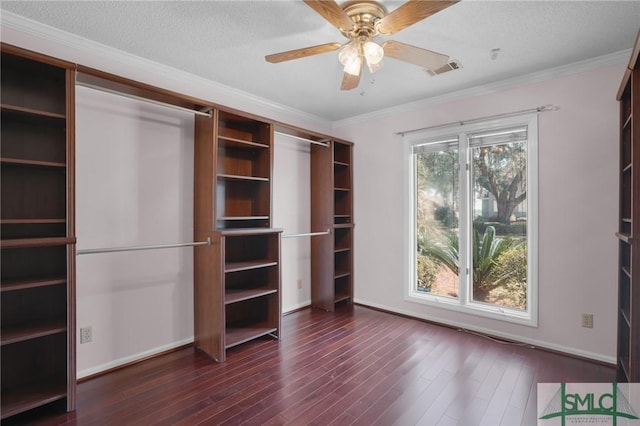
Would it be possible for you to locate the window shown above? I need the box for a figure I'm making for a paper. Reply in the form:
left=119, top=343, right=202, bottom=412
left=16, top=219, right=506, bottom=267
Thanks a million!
left=405, top=114, right=538, bottom=326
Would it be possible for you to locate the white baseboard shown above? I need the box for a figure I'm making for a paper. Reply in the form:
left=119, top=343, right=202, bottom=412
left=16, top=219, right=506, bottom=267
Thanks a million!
left=283, top=300, right=311, bottom=314
left=353, top=298, right=616, bottom=366
left=77, top=337, right=194, bottom=379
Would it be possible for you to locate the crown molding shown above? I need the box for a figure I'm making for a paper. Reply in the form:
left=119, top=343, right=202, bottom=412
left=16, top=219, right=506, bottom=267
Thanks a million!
left=333, top=49, right=631, bottom=129
left=0, top=11, right=333, bottom=132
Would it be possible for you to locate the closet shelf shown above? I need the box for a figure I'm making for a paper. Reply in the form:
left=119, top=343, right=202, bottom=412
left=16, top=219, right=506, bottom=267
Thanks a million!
left=335, top=271, right=351, bottom=280
left=334, top=187, right=351, bottom=192
left=217, top=174, right=269, bottom=182
left=0, top=236, right=75, bottom=248
left=0, top=158, right=66, bottom=168
left=334, top=247, right=351, bottom=254
left=334, top=223, right=355, bottom=229
left=0, top=381, right=67, bottom=420
left=225, top=260, right=278, bottom=273
left=219, top=227, right=282, bottom=237
left=616, top=232, right=633, bottom=244
left=334, top=160, right=350, bottom=167
left=218, top=216, right=269, bottom=222
left=225, top=287, right=277, bottom=304
left=1, top=320, right=67, bottom=346
left=621, top=307, right=631, bottom=328
left=1, top=218, right=66, bottom=224
left=218, top=135, right=269, bottom=149
left=623, top=266, right=632, bottom=279
left=225, top=323, right=277, bottom=349
left=623, top=113, right=633, bottom=129
left=334, top=293, right=351, bottom=303
left=1, top=103, right=66, bottom=120
left=1, top=277, right=67, bottom=292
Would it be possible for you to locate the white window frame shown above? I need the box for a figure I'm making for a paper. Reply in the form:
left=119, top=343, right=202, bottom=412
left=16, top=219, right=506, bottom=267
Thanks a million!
left=404, top=113, right=538, bottom=327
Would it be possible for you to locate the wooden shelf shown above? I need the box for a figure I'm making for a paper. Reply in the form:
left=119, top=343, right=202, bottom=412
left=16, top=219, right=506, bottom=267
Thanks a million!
left=225, top=287, right=277, bottom=304
left=225, top=323, right=277, bottom=349
left=623, top=266, right=632, bottom=279
left=621, top=307, right=632, bottom=328
left=217, top=174, right=269, bottom=182
left=1, top=157, right=66, bottom=168
left=334, top=223, right=355, bottom=229
left=334, top=160, right=350, bottom=167
left=218, top=216, right=269, bottom=221
left=225, top=260, right=277, bottom=273
left=218, top=135, right=269, bottom=149
left=1, top=218, right=66, bottom=224
left=219, top=227, right=282, bottom=236
left=334, top=247, right=351, bottom=254
left=334, top=187, right=350, bottom=192
left=1, top=319, right=67, bottom=346
left=623, top=113, right=633, bottom=129
left=0, top=236, right=75, bottom=248
left=616, top=232, right=634, bottom=244
left=1, top=103, right=65, bottom=120
left=335, top=271, right=351, bottom=279
left=0, top=381, right=67, bottom=420
left=335, top=293, right=351, bottom=303
left=1, top=277, right=66, bottom=292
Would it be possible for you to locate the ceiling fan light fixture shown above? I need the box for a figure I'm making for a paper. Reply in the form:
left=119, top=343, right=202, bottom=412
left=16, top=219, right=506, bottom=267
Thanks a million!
left=366, top=58, right=384, bottom=74
left=363, top=41, right=384, bottom=65
left=338, top=41, right=359, bottom=67
left=343, top=55, right=362, bottom=76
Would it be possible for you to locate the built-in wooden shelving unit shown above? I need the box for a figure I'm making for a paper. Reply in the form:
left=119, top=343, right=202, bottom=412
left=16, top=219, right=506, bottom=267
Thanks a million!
left=617, top=30, right=640, bottom=383
left=0, top=44, right=76, bottom=420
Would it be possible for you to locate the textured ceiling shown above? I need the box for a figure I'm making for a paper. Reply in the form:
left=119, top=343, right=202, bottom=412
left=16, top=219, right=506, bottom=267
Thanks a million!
left=2, top=1, right=639, bottom=121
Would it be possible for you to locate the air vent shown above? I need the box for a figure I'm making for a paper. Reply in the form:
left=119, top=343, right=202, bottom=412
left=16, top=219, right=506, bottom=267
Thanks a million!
left=425, top=60, right=462, bottom=76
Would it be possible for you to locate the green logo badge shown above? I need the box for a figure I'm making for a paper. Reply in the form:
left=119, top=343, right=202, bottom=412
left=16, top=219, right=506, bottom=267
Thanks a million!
left=538, top=383, right=639, bottom=425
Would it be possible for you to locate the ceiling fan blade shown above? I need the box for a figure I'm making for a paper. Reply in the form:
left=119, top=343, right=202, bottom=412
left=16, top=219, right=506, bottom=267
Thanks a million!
left=376, top=0, right=459, bottom=35
left=381, top=40, right=449, bottom=70
left=265, top=42, right=342, bottom=63
left=304, top=0, right=355, bottom=32
left=341, top=62, right=363, bottom=91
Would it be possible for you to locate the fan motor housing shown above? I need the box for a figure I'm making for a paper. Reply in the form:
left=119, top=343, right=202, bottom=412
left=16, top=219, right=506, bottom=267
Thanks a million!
left=339, top=1, right=387, bottom=40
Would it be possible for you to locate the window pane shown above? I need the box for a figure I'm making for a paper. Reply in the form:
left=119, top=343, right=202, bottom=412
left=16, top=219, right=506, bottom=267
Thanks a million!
left=415, top=148, right=459, bottom=298
left=471, top=141, right=527, bottom=310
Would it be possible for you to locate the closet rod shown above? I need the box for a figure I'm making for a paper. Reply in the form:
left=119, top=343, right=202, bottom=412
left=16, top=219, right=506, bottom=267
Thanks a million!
left=274, top=131, right=330, bottom=147
left=282, top=228, right=331, bottom=239
left=76, top=237, right=212, bottom=255
left=395, top=104, right=556, bottom=136
left=76, top=81, right=213, bottom=117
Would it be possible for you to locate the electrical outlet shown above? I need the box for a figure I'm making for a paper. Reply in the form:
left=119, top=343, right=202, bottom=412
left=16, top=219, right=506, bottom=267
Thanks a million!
left=581, top=314, right=594, bottom=329
left=80, top=326, right=93, bottom=343
left=297, top=279, right=302, bottom=289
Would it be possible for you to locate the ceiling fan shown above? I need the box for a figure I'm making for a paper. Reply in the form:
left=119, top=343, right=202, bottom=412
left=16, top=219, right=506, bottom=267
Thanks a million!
left=265, top=0, right=460, bottom=90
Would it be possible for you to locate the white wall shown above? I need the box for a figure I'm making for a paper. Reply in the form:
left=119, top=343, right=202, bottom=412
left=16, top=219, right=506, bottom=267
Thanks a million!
left=333, top=63, right=624, bottom=363
left=75, top=87, right=195, bottom=377
left=273, top=135, right=312, bottom=312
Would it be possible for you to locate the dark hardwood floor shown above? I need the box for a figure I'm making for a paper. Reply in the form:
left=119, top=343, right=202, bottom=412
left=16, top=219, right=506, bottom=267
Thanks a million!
left=8, top=305, right=615, bottom=425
